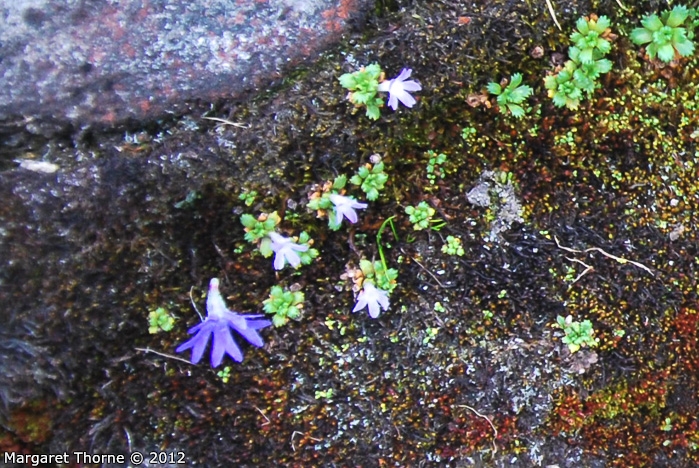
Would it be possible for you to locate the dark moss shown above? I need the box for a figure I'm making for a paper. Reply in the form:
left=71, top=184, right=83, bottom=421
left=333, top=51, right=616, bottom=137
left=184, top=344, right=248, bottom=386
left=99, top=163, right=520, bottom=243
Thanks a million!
left=5, top=0, right=699, bottom=466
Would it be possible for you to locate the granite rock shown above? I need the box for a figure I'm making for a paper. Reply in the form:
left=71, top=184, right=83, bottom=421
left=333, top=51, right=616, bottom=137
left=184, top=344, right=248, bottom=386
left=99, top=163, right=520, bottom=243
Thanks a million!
left=0, top=0, right=370, bottom=127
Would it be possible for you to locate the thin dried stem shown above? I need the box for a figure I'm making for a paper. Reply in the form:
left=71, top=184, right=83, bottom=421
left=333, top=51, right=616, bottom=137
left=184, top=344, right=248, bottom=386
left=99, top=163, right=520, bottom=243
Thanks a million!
left=457, top=404, right=498, bottom=454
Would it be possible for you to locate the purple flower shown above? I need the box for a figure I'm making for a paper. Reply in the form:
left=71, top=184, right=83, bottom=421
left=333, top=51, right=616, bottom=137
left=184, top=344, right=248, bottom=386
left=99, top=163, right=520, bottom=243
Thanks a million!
left=269, top=232, right=309, bottom=270
left=352, top=282, right=390, bottom=318
left=329, top=193, right=368, bottom=226
left=377, top=68, right=422, bottom=110
left=176, top=278, right=272, bottom=367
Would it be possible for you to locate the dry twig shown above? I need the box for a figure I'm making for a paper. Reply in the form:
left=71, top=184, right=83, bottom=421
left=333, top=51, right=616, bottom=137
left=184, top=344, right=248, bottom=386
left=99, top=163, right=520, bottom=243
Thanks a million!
left=457, top=404, right=498, bottom=454
left=554, top=236, right=654, bottom=277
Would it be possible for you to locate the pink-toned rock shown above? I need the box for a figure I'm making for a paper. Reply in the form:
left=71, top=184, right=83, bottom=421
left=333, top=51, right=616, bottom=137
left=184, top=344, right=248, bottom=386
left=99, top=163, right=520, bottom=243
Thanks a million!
left=0, top=0, right=369, bottom=126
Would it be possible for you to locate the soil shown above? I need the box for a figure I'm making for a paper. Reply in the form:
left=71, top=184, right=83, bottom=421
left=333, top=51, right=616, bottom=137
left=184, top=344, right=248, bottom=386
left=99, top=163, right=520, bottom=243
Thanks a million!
left=3, top=0, right=699, bottom=467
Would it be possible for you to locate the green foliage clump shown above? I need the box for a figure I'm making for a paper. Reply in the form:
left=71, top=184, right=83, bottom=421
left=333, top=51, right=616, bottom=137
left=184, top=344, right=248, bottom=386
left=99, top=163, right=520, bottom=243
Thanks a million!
left=545, top=62, right=585, bottom=110
left=556, top=315, right=600, bottom=353
left=461, top=126, right=476, bottom=140
left=295, top=231, right=320, bottom=266
left=350, top=162, right=388, bottom=201
left=263, top=285, right=305, bottom=327
left=148, top=307, right=175, bottom=334
left=217, top=366, right=231, bottom=383
left=441, top=235, right=465, bottom=256
left=405, top=201, right=436, bottom=230
left=486, top=73, right=533, bottom=118
left=307, top=175, right=349, bottom=230
left=546, top=14, right=614, bottom=110
left=569, top=15, right=612, bottom=63
left=425, top=150, right=447, bottom=185
left=339, top=64, right=384, bottom=120
left=240, top=212, right=280, bottom=244
left=630, top=5, right=695, bottom=63
left=359, top=259, right=398, bottom=293
left=238, top=190, right=258, bottom=207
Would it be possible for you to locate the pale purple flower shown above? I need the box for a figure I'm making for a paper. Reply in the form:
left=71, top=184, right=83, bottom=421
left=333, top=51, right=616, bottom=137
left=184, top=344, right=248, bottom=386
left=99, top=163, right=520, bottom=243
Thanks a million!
left=377, top=68, right=422, bottom=110
left=352, top=282, right=390, bottom=318
left=176, top=278, right=272, bottom=367
left=329, top=193, right=368, bottom=226
left=269, top=232, right=309, bottom=270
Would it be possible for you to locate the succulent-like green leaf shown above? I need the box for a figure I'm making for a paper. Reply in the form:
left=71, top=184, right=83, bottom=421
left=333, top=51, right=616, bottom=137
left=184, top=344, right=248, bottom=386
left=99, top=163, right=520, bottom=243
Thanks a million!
left=595, top=15, right=611, bottom=32
left=259, top=237, right=273, bottom=257
left=508, top=84, right=532, bottom=103
left=596, top=38, right=611, bottom=55
left=657, top=42, right=676, bottom=62
left=339, top=73, right=358, bottom=90
left=509, top=73, right=523, bottom=89
left=507, top=104, right=525, bottom=118
left=666, top=5, right=689, bottom=28
left=544, top=75, right=558, bottom=90
left=674, top=36, right=695, bottom=57
left=630, top=27, right=653, bottom=45
left=486, top=82, right=502, bottom=95
left=364, top=63, right=383, bottom=78
left=575, top=17, right=589, bottom=35
left=366, top=104, right=381, bottom=120
left=240, top=213, right=257, bottom=228
left=641, top=14, right=664, bottom=32
left=333, top=174, right=347, bottom=190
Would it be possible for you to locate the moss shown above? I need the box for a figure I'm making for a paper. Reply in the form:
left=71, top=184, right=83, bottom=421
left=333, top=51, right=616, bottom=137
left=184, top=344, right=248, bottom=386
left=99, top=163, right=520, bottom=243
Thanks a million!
left=8, top=0, right=699, bottom=465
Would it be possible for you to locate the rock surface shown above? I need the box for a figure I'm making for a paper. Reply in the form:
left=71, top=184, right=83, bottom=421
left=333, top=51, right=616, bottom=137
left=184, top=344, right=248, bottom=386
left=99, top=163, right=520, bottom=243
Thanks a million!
left=0, top=0, right=369, bottom=127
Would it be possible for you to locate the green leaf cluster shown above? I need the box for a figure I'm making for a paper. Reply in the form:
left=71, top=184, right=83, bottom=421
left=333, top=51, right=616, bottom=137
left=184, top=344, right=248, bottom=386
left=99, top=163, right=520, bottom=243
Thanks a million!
left=556, top=315, right=600, bottom=353
left=404, top=201, right=436, bottom=230
left=545, top=15, right=614, bottom=110
left=295, top=231, right=320, bottom=266
left=217, top=366, right=231, bottom=383
left=486, top=73, right=533, bottom=118
left=359, top=259, right=398, bottom=293
left=425, top=150, right=448, bottom=186
left=441, top=235, right=464, bottom=256
left=630, top=5, right=695, bottom=63
left=238, top=190, right=258, bottom=207
left=240, top=211, right=280, bottom=244
left=148, top=307, right=175, bottom=334
left=263, top=285, right=305, bottom=327
left=307, top=175, right=348, bottom=230
left=339, top=64, right=384, bottom=120
left=350, top=162, right=388, bottom=201
left=569, top=15, right=612, bottom=63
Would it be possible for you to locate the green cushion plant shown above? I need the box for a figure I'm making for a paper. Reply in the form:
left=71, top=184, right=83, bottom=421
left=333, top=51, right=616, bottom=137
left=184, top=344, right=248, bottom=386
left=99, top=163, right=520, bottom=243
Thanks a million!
left=556, top=315, right=600, bottom=353
left=546, top=14, right=614, bottom=110
left=545, top=62, right=584, bottom=110
left=569, top=15, right=612, bottom=63
left=339, top=64, right=384, bottom=120
left=350, top=161, right=388, bottom=201
left=486, top=73, right=533, bottom=118
left=630, top=5, right=695, bottom=63
left=263, top=285, right=305, bottom=327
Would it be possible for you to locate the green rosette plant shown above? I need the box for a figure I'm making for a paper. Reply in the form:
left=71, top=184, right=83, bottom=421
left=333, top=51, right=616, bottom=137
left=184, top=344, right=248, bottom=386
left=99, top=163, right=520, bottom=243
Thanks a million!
left=405, top=201, right=436, bottom=231
left=350, top=162, right=388, bottom=201
left=631, top=5, right=695, bottom=63
left=359, top=259, right=398, bottom=294
left=263, top=285, right=305, bottom=327
left=556, top=315, right=600, bottom=353
left=339, top=64, right=384, bottom=120
left=240, top=211, right=281, bottom=257
left=545, top=62, right=584, bottom=110
left=486, top=73, right=533, bottom=118
left=569, top=15, right=612, bottom=63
